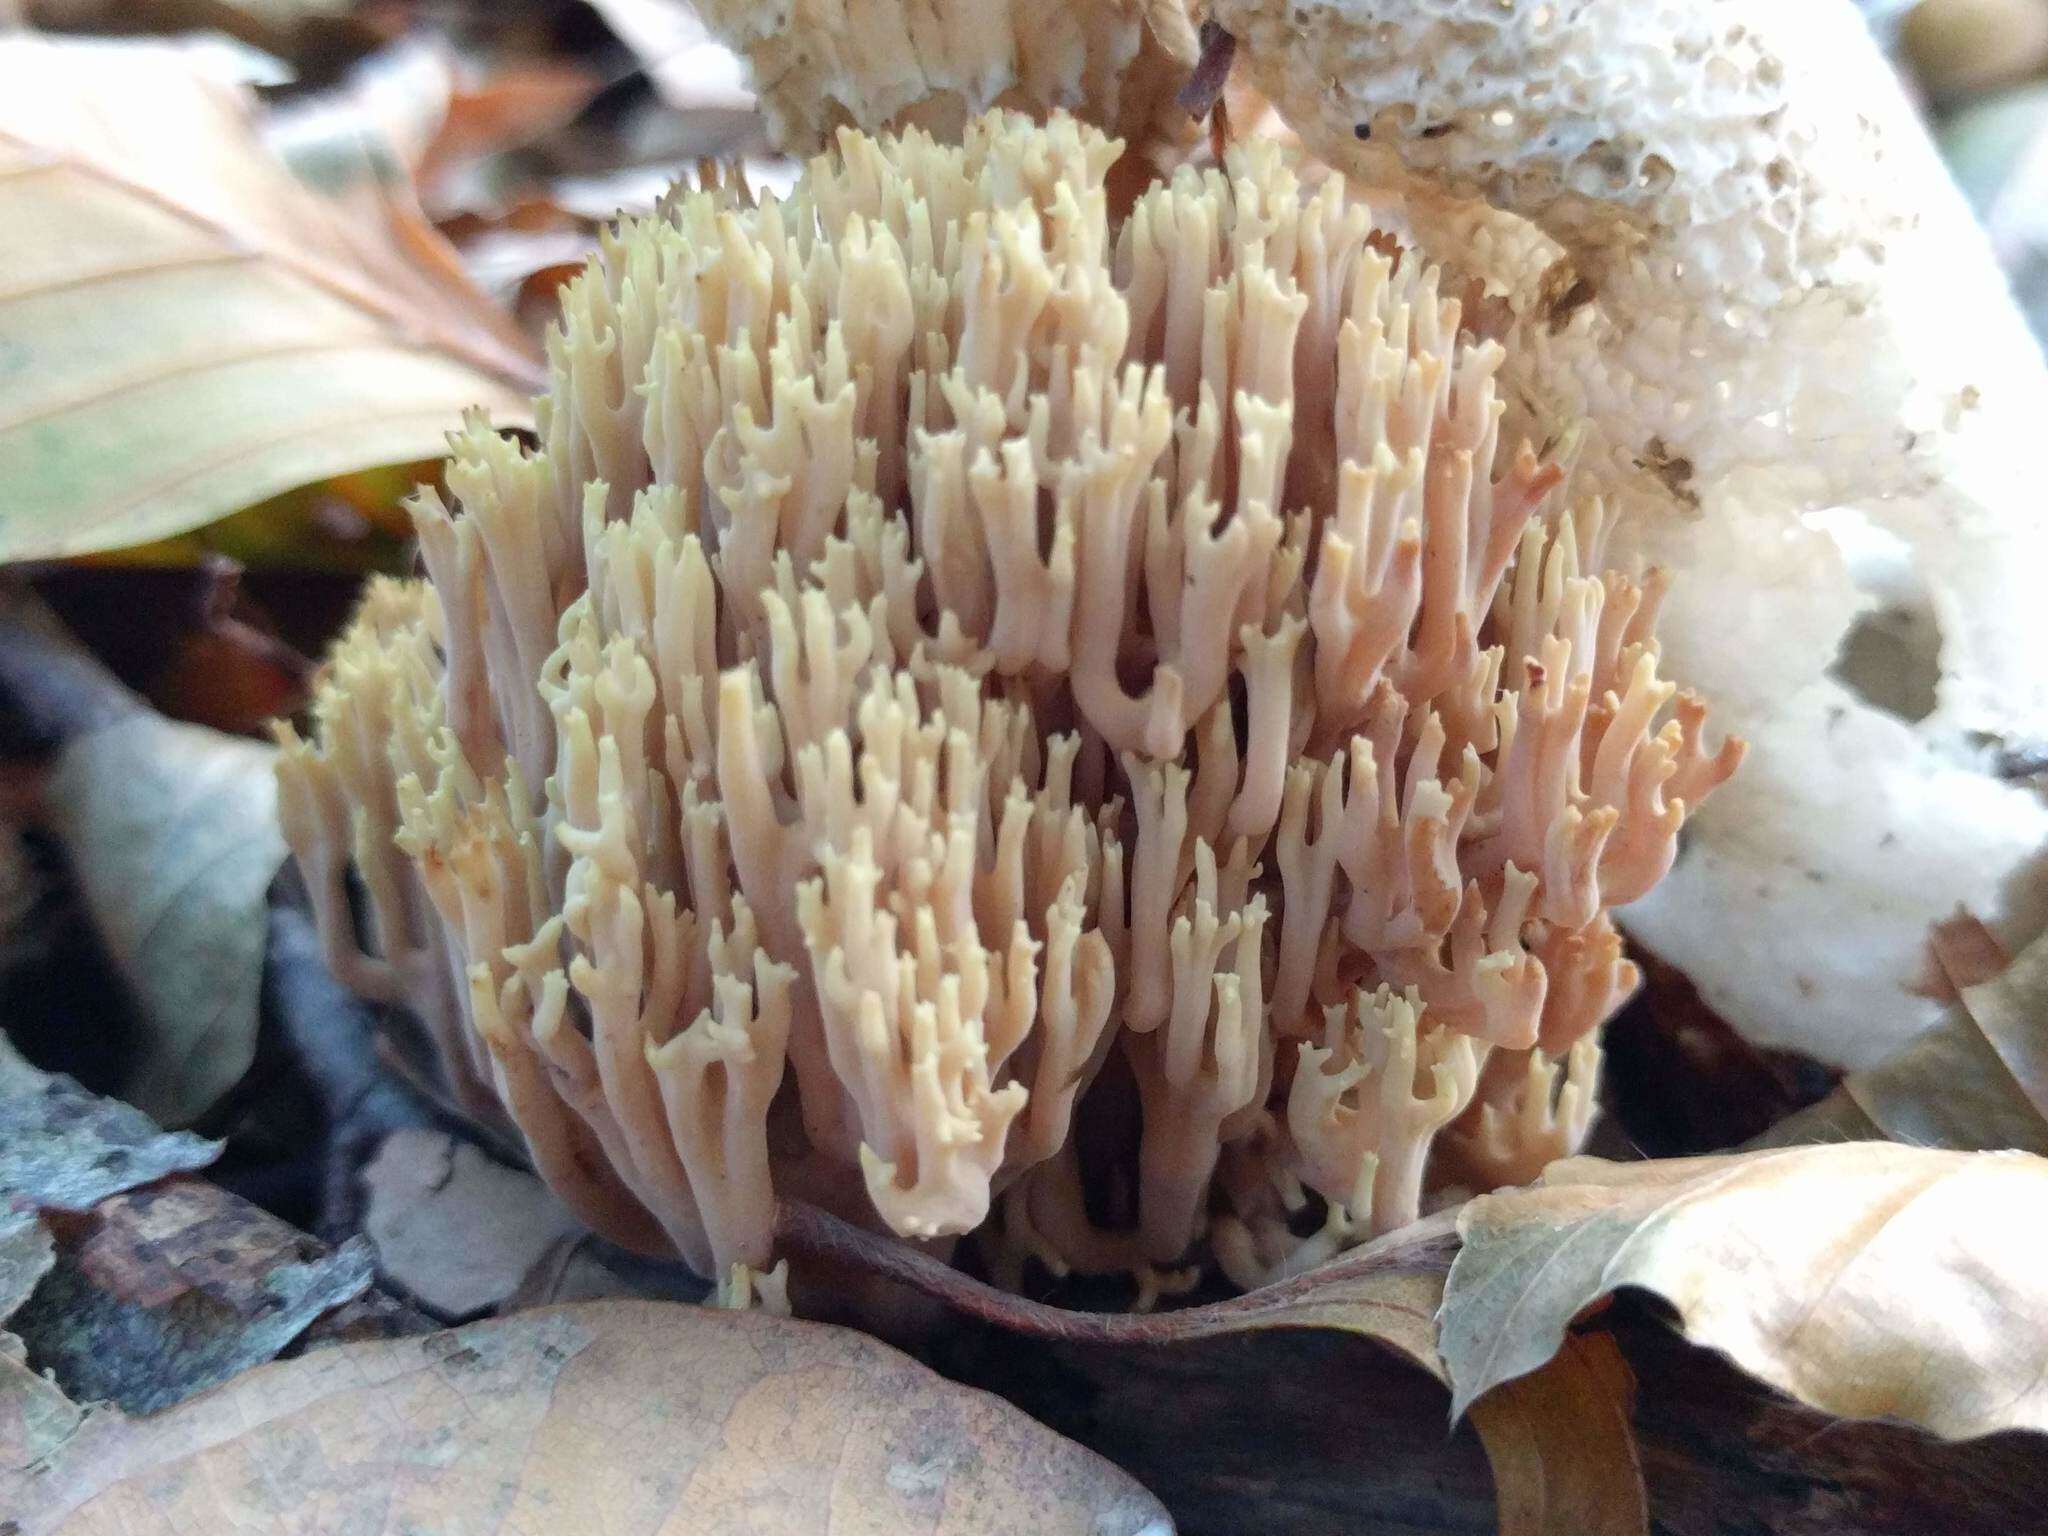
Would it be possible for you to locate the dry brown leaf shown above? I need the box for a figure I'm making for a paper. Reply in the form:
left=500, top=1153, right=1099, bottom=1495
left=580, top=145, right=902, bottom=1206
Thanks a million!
left=1464, top=1332, right=1647, bottom=1536
left=1441, top=1145, right=2048, bottom=1441
left=2, top=1300, right=1173, bottom=1535
left=0, top=36, right=540, bottom=562
left=776, top=1198, right=1455, bottom=1371
left=416, top=59, right=602, bottom=202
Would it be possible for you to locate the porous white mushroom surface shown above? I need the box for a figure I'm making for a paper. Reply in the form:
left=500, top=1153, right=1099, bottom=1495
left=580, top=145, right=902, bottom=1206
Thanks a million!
left=1213, top=0, right=2048, bottom=1065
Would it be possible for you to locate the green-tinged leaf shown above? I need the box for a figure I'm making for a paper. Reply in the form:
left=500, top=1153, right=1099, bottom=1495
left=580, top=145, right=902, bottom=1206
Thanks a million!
left=1442, top=1145, right=2048, bottom=1440
left=2, top=1301, right=1173, bottom=1536
left=0, top=37, right=539, bottom=562
left=45, top=713, right=285, bottom=1125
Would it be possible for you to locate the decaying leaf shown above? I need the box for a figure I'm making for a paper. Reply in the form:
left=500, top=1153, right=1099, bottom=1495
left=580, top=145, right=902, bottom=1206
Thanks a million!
left=0, top=1036, right=219, bottom=1211
left=1441, top=1145, right=2048, bottom=1440
left=16, top=1, right=384, bottom=69
left=43, top=711, right=284, bottom=1126
left=0, top=36, right=540, bottom=561
left=2, top=1300, right=1174, bottom=1536
left=10, top=1191, right=374, bottom=1414
left=0, top=1041, right=393, bottom=1415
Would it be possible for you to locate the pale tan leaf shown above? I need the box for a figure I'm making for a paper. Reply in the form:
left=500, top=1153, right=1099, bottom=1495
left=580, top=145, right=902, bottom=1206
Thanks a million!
left=1464, top=1332, right=1648, bottom=1536
left=2, top=1300, right=1173, bottom=1536
left=1761, top=919, right=2048, bottom=1152
left=1919, top=908, right=2012, bottom=1000
left=0, top=37, right=540, bottom=561
left=45, top=712, right=284, bottom=1126
left=1959, top=917, right=2048, bottom=1119
left=1442, top=1145, right=2048, bottom=1440
left=361, top=1129, right=584, bottom=1319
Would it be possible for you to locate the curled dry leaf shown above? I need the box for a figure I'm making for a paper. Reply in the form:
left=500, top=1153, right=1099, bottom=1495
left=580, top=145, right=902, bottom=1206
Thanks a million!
left=1464, top=1331, right=1646, bottom=1536
left=0, top=36, right=540, bottom=562
left=775, top=1202, right=1646, bottom=1536
left=1, top=1300, right=1174, bottom=1536
left=45, top=712, right=285, bottom=1127
left=1441, top=1145, right=2048, bottom=1440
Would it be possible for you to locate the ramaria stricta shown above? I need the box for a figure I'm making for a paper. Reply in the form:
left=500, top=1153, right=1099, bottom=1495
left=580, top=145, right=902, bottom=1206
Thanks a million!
left=275, top=111, right=1742, bottom=1307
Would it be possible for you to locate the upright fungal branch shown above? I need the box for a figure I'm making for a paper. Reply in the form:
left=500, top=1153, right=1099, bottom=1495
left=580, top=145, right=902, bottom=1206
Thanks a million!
left=276, top=111, right=1739, bottom=1302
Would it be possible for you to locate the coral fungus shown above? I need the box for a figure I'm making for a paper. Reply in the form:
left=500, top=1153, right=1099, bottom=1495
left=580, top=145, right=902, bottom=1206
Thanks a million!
left=276, top=110, right=1739, bottom=1300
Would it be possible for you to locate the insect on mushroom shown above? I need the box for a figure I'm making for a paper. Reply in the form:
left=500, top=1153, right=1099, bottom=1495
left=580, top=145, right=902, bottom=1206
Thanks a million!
left=274, top=108, right=1740, bottom=1309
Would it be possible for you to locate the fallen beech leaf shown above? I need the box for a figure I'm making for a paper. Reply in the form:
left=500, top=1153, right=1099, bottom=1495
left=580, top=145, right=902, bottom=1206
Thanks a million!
left=1959, top=918, right=2048, bottom=1118
left=44, top=711, right=284, bottom=1126
left=777, top=1198, right=1456, bottom=1372
left=1760, top=921, right=2048, bottom=1152
left=2, top=1300, right=1174, bottom=1536
left=774, top=1201, right=1647, bottom=1534
left=0, top=37, right=539, bottom=561
left=1441, top=1145, right=2048, bottom=1440
left=1919, top=908, right=2012, bottom=1000
left=1465, top=1332, right=1647, bottom=1536
left=17, top=1, right=388, bottom=69
left=0, top=1037, right=219, bottom=1211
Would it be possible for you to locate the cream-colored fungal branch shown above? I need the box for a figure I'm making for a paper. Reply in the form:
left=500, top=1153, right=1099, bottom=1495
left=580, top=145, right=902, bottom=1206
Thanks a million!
left=687, top=0, right=1200, bottom=158
left=277, top=109, right=1737, bottom=1299
left=1210, top=0, right=2048, bottom=1070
